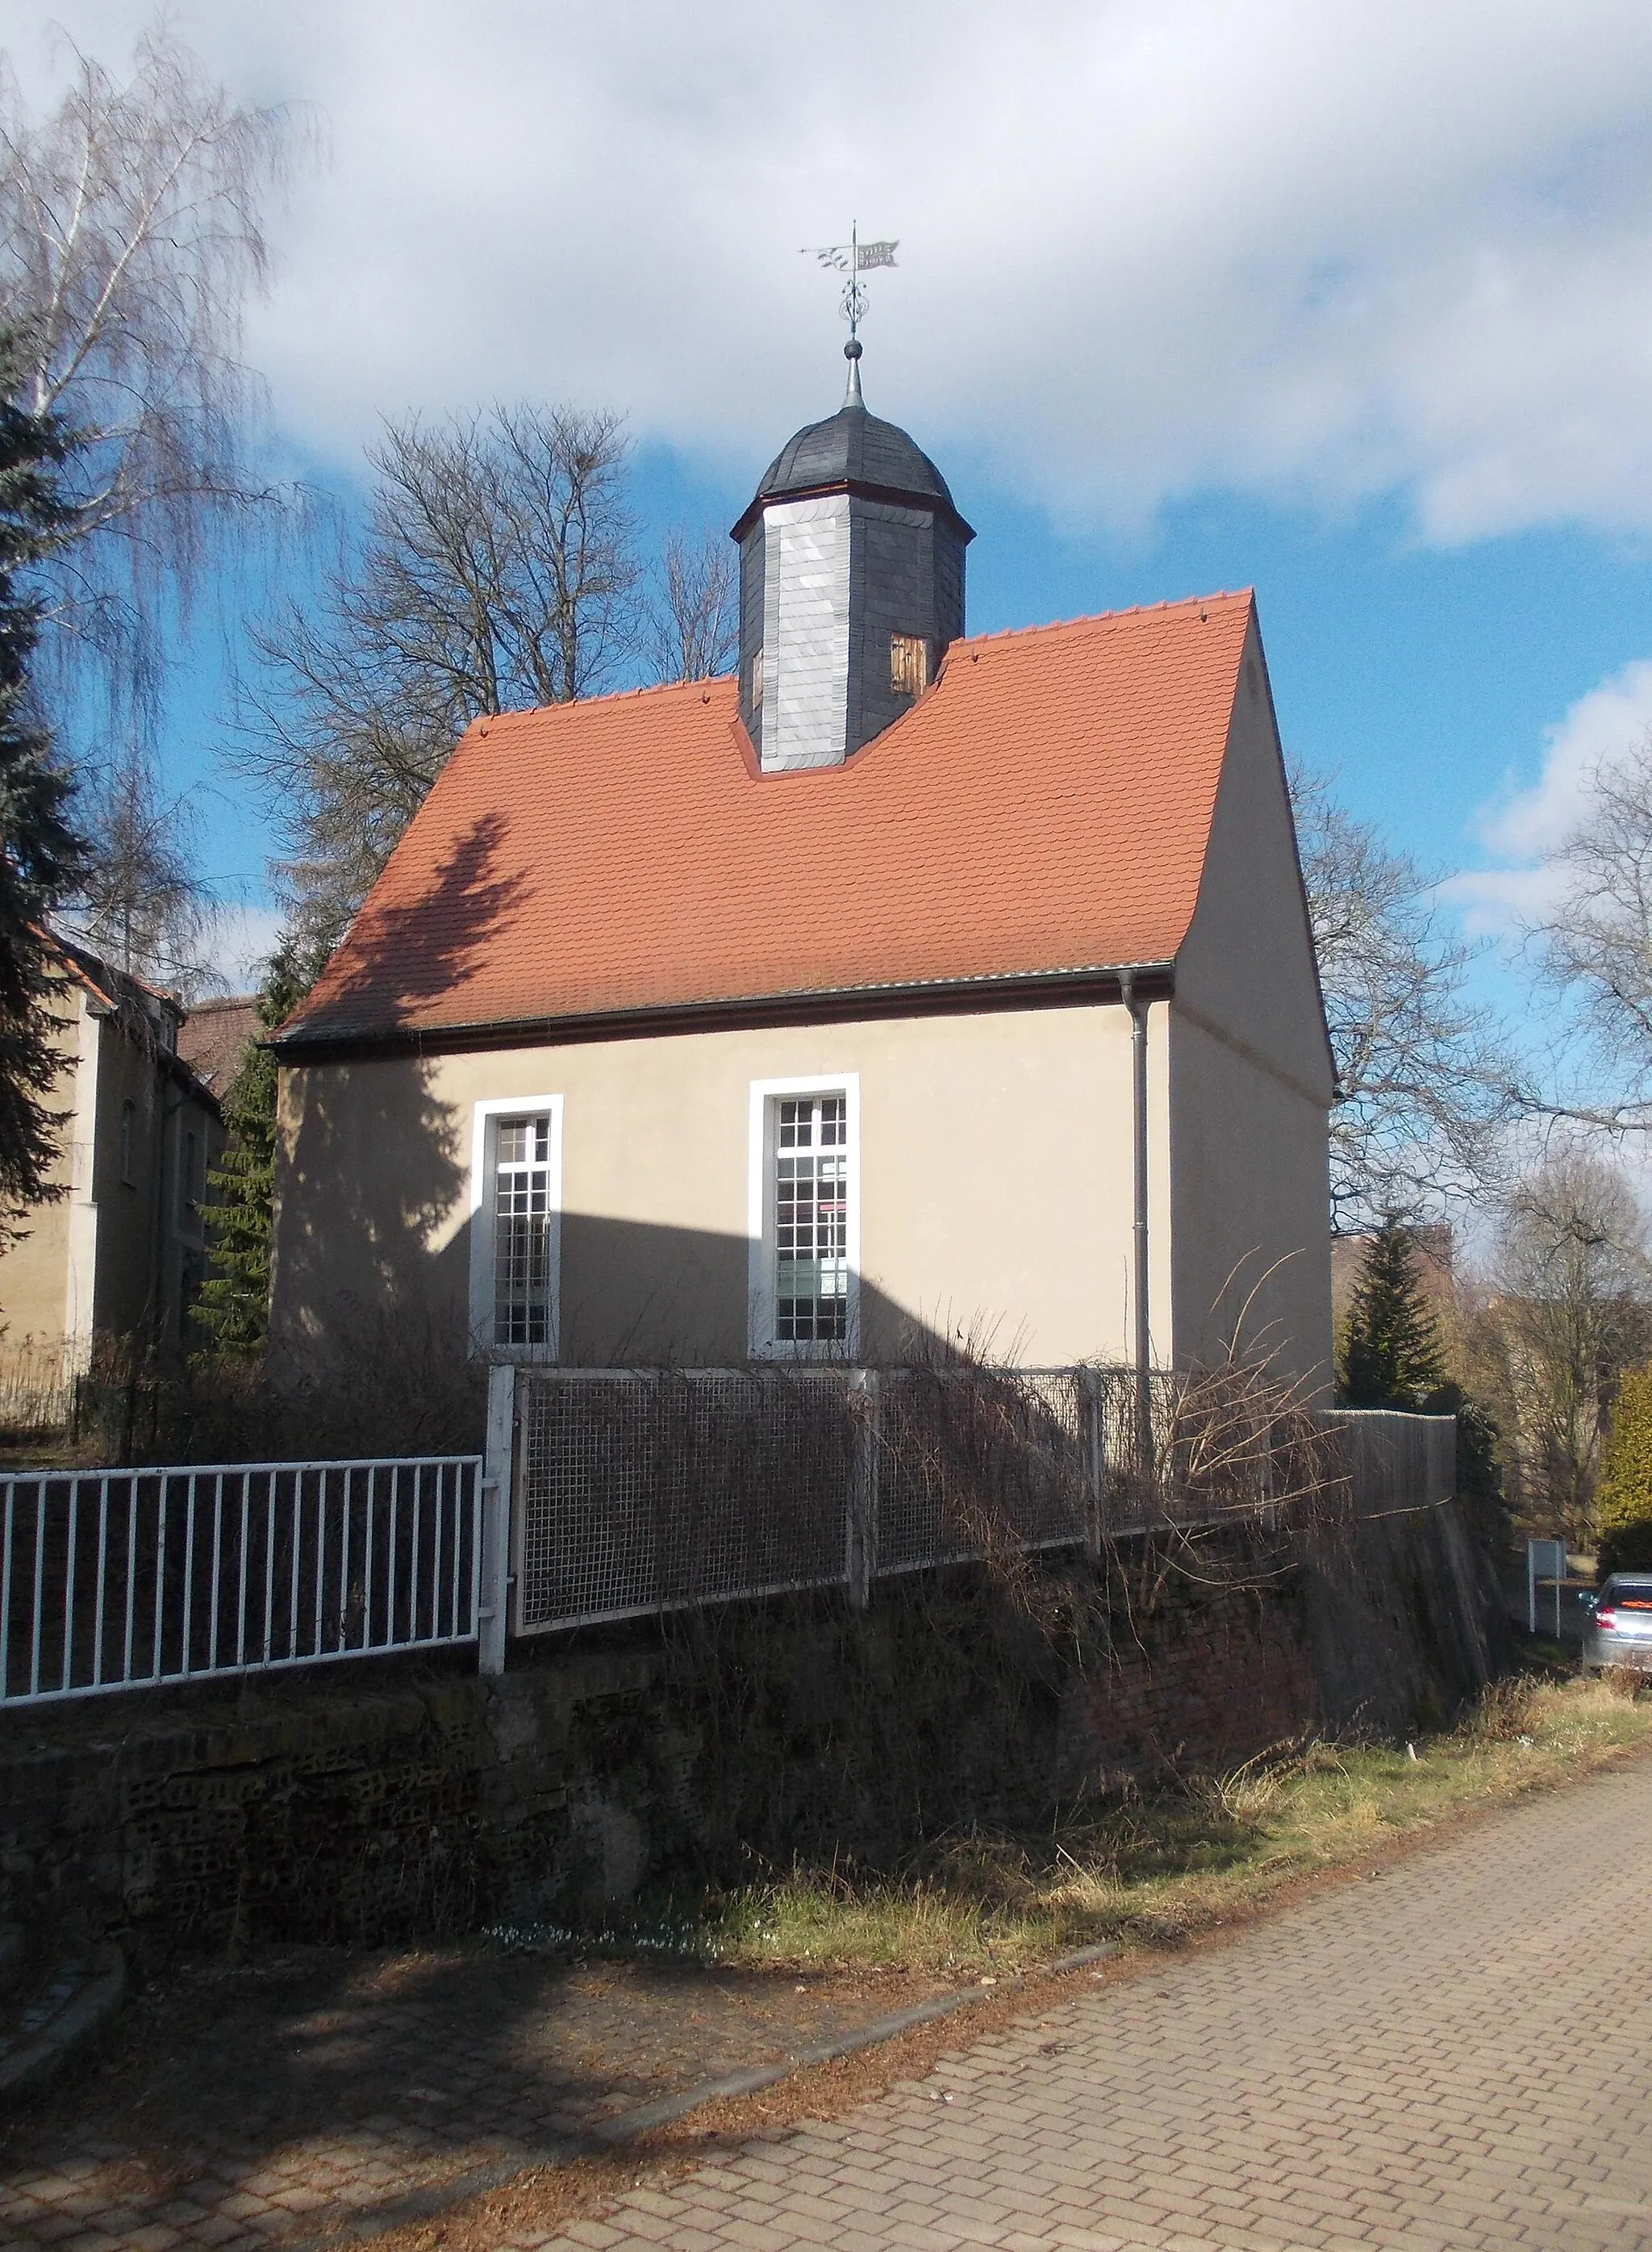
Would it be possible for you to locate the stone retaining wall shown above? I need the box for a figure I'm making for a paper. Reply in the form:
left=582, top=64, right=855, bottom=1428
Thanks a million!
left=0, top=1503, right=1508, bottom=1964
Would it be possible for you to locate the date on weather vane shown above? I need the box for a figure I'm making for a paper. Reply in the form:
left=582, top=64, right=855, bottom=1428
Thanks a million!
left=801, top=224, right=898, bottom=354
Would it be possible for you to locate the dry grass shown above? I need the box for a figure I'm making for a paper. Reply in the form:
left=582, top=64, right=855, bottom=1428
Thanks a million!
left=690, top=1673, right=1652, bottom=1976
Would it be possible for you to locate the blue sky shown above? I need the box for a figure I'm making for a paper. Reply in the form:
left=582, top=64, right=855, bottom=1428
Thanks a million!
left=15, top=0, right=1652, bottom=1026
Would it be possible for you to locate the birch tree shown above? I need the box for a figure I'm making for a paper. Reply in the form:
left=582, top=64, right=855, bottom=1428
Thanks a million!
left=68, top=735, right=218, bottom=995
left=0, top=22, right=294, bottom=714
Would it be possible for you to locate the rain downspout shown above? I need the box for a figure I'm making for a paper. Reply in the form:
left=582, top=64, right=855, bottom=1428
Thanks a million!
left=1119, top=970, right=1153, bottom=1489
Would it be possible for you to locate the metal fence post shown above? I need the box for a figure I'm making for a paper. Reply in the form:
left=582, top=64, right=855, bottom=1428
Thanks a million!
left=1078, top=1365, right=1103, bottom=1559
left=846, top=1367, right=880, bottom=1609
left=478, top=1362, right=516, bottom=1676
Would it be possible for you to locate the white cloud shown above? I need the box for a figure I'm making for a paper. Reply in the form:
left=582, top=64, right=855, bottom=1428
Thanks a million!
left=1447, top=658, right=1652, bottom=933
left=210, top=901, right=285, bottom=994
left=1482, top=662, right=1652, bottom=861
left=19, top=2, right=1652, bottom=540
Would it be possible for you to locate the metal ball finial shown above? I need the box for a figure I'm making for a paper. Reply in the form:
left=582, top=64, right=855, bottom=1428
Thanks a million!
left=845, top=337, right=862, bottom=361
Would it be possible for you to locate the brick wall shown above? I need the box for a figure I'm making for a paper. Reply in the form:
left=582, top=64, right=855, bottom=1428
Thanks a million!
left=1061, top=1581, right=1323, bottom=1794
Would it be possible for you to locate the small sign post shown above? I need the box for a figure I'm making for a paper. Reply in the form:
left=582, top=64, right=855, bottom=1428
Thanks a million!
left=1527, top=1535, right=1567, bottom=1638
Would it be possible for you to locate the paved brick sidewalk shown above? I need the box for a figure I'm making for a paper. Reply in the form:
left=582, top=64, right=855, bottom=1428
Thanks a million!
left=505, top=1761, right=1652, bottom=2252
left=0, top=1946, right=949, bottom=2251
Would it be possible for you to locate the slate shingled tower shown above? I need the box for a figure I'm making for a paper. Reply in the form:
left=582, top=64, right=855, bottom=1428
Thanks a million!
left=732, top=348, right=973, bottom=771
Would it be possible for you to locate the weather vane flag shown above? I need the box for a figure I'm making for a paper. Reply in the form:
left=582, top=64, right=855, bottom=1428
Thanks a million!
left=802, top=224, right=898, bottom=355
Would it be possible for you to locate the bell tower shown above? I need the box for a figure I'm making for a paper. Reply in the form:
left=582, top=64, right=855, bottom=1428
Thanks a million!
left=731, top=344, right=973, bottom=772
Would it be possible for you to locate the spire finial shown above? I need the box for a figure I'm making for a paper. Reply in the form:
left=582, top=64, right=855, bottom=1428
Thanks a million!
left=802, top=225, right=898, bottom=398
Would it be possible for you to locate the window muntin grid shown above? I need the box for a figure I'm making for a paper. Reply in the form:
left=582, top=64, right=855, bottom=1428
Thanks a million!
left=774, top=1094, right=849, bottom=1344
left=494, top=1114, right=554, bottom=1347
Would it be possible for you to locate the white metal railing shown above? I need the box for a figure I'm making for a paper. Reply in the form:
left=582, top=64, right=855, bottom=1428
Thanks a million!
left=0, top=1455, right=484, bottom=1707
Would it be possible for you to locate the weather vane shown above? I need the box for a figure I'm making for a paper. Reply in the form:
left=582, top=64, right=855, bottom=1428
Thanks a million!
left=802, top=224, right=898, bottom=361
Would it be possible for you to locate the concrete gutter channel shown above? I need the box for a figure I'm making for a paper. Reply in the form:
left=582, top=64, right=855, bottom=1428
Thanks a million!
left=286, top=1938, right=1122, bottom=2252
left=0, top=1927, right=127, bottom=2104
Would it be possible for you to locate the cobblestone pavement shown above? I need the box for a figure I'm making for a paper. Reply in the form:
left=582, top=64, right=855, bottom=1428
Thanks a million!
left=503, top=1761, right=1652, bottom=2252
left=0, top=1943, right=949, bottom=2251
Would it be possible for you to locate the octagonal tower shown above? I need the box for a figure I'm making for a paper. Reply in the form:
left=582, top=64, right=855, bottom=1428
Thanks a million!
left=731, top=349, right=973, bottom=771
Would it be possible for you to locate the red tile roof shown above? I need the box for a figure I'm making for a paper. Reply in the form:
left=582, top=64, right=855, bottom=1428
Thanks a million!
left=278, top=591, right=1255, bottom=1050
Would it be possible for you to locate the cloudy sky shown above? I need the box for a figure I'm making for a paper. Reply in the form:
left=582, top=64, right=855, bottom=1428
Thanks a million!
left=13, top=0, right=1652, bottom=988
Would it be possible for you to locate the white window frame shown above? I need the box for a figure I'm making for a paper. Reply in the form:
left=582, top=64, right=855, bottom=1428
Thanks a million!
left=747, top=1072, right=861, bottom=1360
left=467, top=1094, right=565, bottom=1360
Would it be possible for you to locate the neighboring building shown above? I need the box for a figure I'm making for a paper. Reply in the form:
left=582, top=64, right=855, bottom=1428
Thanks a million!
left=0, top=937, right=224, bottom=1397
left=269, top=365, right=1335, bottom=1384
left=176, top=994, right=261, bottom=1101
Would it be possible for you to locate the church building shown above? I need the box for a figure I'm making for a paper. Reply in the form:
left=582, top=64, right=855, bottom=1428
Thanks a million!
left=268, top=352, right=1335, bottom=1384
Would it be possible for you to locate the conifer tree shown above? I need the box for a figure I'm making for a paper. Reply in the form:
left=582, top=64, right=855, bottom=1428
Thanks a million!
left=0, top=328, right=87, bottom=1239
left=1596, top=1364, right=1652, bottom=1574
left=1340, top=1220, right=1446, bottom=1407
left=196, top=938, right=322, bottom=1356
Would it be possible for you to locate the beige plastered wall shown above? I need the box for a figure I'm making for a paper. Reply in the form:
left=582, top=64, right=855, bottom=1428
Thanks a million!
left=1169, top=611, right=1335, bottom=1388
left=273, top=999, right=1174, bottom=1373
left=0, top=992, right=81, bottom=1387
left=0, top=993, right=222, bottom=1385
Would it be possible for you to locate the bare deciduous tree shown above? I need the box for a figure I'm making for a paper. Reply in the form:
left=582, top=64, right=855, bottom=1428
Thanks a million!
left=1291, top=765, right=1514, bottom=1229
left=237, top=405, right=642, bottom=947
left=1526, top=735, right=1652, bottom=1131
left=66, top=736, right=219, bottom=996
left=0, top=22, right=294, bottom=720
left=649, top=528, right=737, bottom=683
left=1462, top=1145, right=1650, bottom=1543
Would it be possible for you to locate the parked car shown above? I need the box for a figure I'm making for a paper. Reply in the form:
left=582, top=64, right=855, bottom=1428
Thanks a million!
left=1583, top=1574, right=1652, bottom=1673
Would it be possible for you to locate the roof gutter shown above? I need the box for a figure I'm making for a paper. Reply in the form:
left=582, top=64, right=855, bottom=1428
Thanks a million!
left=269, top=960, right=1177, bottom=1065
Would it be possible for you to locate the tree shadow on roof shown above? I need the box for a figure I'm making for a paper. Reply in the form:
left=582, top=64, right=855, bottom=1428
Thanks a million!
left=294, top=813, right=529, bottom=1038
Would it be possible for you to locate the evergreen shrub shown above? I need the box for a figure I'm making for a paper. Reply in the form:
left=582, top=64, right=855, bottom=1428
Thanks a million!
left=1596, top=1364, right=1652, bottom=1576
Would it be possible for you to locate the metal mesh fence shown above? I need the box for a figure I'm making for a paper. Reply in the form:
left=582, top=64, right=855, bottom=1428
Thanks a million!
left=516, top=1371, right=854, bottom=1629
left=513, top=1368, right=1458, bottom=1635
left=875, top=1367, right=1089, bottom=1575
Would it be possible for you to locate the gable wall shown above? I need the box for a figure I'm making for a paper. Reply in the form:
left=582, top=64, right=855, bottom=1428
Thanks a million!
left=1168, top=614, right=1333, bottom=1385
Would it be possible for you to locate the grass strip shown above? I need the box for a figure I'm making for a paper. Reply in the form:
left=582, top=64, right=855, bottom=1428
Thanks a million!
left=683, top=1671, right=1652, bottom=1975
